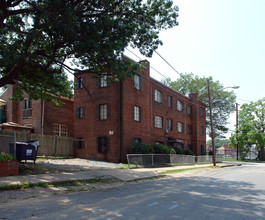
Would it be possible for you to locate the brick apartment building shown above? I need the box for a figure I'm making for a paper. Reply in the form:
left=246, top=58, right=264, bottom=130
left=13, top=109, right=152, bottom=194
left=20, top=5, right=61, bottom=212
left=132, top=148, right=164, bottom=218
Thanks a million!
left=74, top=57, right=206, bottom=162
left=0, top=84, right=74, bottom=137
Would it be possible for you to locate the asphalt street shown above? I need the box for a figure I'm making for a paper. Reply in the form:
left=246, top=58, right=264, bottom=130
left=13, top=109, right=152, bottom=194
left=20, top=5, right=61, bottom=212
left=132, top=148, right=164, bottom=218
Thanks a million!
left=1, top=162, right=265, bottom=220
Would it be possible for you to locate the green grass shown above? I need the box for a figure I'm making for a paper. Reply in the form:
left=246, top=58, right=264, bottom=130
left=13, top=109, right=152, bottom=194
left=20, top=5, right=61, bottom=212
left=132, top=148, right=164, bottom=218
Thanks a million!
left=118, top=163, right=203, bottom=169
left=0, top=178, right=118, bottom=191
left=19, top=163, right=65, bottom=175
left=158, top=165, right=217, bottom=174
left=221, top=158, right=257, bottom=162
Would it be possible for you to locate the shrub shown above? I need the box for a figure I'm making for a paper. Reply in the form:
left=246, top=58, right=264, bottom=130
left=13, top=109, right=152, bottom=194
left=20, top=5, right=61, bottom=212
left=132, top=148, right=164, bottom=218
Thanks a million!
left=183, top=149, right=194, bottom=155
left=173, top=146, right=183, bottom=154
left=151, top=143, right=169, bottom=154
left=0, top=152, right=16, bottom=162
left=168, top=147, right=176, bottom=154
left=130, top=143, right=154, bottom=154
left=208, top=151, right=213, bottom=155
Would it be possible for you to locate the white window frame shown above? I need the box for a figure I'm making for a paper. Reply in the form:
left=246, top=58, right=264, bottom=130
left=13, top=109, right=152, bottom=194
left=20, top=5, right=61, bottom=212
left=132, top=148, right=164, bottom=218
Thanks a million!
left=76, top=107, right=84, bottom=119
left=133, top=105, right=141, bottom=122
left=133, top=74, right=141, bottom=90
left=177, top=100, right=183, bottom=111
left=167, top=119, right=173, bottom=131
left=100, top=75, right=108, bottom=88
left=99, top=104, right=108, bottom=120
left=77, top=77, right=83, bottom=89
left=154, top=90, right=163, bottom=103
left=177, top=122, right=183, bottom=133
left=168, top=96, right=173, bottom=108
left=53, top=124, right=68, bottom=137
left=200, top=107, right=204, bottom=117
left=155, top=116, right=163, bottom=128
left=23, top=98, right=32, bottom=110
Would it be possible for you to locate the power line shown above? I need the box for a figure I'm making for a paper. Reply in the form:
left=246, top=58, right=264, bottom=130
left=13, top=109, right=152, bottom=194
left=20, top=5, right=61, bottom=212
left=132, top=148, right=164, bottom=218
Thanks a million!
left=237, top=98, right=252, bottom=103
left=154, top=51, right=189, bottom=85
left=125, top=48, right=168, bottom=79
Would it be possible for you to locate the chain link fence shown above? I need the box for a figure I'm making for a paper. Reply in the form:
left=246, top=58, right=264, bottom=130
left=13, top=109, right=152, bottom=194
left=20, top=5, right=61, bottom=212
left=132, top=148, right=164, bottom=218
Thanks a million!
left=127, top=154, right=213, bottom=168
left=216, top=149, right=258, bottom=160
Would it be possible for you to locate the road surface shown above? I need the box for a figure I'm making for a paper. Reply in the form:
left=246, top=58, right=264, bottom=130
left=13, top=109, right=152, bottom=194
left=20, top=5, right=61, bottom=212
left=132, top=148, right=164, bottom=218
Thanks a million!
left=1, top=162, right=265, bottom=219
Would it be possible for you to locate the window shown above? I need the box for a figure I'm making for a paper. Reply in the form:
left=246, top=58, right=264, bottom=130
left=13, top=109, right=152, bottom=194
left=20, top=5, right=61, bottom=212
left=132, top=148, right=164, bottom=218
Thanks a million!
left=77, top=138, right=85, bottom=149
left=200, top=126, right=204, bottom=136
left=188, top=144, right=192, bottom=151
left=177, top=100, right=183, bottom=111
left=187, top=125, right=192, bottom=134
left=22, top=99, right=32, bottom=118
left=76, top=107, right=84, bottom=119
left=201, top=145, right=205, bottom=154
left=167, top=119, right=173, bottom=131
left=168, top=96, right=173, bottom=108
left=187, top=105, right=192, bottom=114
left=97, top=137, right=109, bottom=153
left=134, top=138, right=142, bottom=144
left=100, top=75, right=108, bottom=88
left=53, top=124, right=68, bottom=137
left=177, top=122, right=183, bottom=133
left=154, top=115, right=163, bottom=128
left=154, top=90, right=163, bottom=103
left=133, top=74, right=142, bottom=90
left=76, top=77, right=83, bottom=89
left=99, top=104, right=108, bottom=120
left=133, top=105, right=141, bottom=122
left=200, top=107, right=204, bottom=117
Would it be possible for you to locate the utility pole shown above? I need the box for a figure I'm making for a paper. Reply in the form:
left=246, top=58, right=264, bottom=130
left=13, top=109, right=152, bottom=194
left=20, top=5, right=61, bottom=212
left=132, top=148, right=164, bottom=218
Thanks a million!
left=236, top=103, right=239, bottom=160
left=207, top=80, right=216, bottom=166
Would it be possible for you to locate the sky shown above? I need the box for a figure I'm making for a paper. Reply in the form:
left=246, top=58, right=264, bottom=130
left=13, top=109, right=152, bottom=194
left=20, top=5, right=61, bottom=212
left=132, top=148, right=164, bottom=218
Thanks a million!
left=123, top=0, right=265, bottom=138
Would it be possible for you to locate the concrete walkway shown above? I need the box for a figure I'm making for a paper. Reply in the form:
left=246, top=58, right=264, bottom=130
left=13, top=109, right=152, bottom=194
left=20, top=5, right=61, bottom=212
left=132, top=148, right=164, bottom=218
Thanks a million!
left=0, top=163, right=233, bottom=188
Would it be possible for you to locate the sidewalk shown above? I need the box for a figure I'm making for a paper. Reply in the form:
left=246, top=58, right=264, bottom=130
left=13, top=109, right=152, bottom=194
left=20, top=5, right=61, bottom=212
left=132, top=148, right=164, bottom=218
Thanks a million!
left=0, top=163, right=234, bottom=188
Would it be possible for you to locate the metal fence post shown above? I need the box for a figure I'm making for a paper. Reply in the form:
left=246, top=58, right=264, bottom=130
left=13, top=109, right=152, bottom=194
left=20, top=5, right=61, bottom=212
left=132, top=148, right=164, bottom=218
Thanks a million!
left=127, top=154, right=130, bottom=169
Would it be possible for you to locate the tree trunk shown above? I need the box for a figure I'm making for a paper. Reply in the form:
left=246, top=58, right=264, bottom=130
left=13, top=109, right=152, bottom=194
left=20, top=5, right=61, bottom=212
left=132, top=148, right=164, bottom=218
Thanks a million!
left=259, top=146, right=265, bottom=161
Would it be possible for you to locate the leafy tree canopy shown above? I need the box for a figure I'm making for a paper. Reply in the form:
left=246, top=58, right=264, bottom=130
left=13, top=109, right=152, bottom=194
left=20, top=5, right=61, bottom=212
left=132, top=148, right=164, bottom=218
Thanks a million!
left=206, top=138, right=230, bottom=148
left=230, top=98, right=265, bottom=160
left=0, top=0, right=178, bottom=101
left=162, top=73, right=237, bottom=136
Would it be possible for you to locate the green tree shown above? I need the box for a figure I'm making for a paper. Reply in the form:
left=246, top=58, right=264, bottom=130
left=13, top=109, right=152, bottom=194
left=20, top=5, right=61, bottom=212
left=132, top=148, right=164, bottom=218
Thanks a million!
left=230, top=98, right=265, bottom=160
left=206, top=138, right=230, bottom=148
left=0, top=0, right=178, bottom=101
left=162, top=74, right=237, bottom=136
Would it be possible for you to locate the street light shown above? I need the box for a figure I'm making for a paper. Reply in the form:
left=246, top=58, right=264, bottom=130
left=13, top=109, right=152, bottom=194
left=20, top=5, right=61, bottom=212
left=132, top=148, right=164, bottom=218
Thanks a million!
left=207, top=81, right=240, bottom=166
left=223, top=86, right=240, bottom=90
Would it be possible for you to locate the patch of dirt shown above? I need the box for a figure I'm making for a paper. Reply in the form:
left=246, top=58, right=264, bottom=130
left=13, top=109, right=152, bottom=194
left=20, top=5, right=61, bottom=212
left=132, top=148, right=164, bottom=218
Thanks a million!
left=0, top=178, right=125, bottom=204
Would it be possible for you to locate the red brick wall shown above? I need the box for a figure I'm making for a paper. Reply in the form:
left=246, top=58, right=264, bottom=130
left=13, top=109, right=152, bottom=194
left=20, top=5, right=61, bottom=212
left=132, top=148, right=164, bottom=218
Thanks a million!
left=43, top=98, right=74, bottom=137
left=74, top=73, right=120, bottom=162
left=74, top=58, right=206, bottom=162
left=0, top=161, right=19, bottom=177
left=4, top=84, right=74, bottom=137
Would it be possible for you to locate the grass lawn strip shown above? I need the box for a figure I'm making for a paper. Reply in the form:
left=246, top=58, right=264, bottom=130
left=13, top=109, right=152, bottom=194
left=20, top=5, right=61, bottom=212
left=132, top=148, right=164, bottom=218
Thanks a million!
left=158, top=165, right=217, bottom=174
left=0, top=178, right=119, bottom=191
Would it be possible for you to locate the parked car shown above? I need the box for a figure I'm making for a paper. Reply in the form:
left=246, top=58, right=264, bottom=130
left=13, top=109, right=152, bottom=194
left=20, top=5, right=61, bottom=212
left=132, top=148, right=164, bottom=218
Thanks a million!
left=223, top=155, right=232, bottom=158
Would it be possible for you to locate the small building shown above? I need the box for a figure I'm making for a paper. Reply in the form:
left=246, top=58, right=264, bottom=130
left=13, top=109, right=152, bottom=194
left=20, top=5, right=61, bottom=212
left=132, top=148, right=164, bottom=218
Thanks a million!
left=74, top=57, right=206, bottom=162
left=0, top=84, right=74, bottom=137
